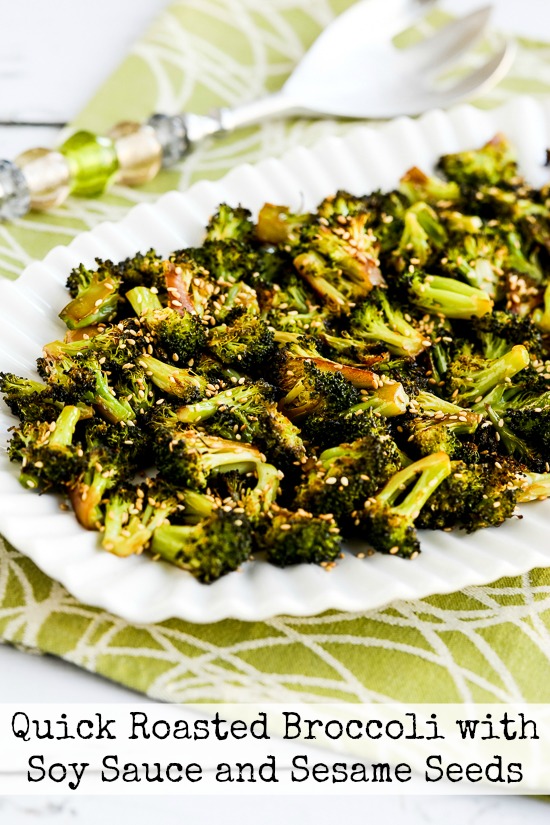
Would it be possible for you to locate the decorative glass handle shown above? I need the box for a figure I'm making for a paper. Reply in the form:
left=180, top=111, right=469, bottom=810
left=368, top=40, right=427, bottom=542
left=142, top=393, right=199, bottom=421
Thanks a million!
left=0, top=94, right=305, bottom=221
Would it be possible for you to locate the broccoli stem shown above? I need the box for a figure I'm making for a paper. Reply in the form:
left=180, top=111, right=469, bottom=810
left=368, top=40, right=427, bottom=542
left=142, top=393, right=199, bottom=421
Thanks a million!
left=377, top=452, right=452, bottom=522
left=459, top=346, right=529, bottom=405
left=48, top=405, right=86, bottom=448
left=91, top=370, right=135, bottom=423
left=70, top=469, right=112, bottom=530
left=59, top=275, right=119, bottom=330
left=349, top=381, right=409, bottom=417
left=175, top=385, right=255, bottom=424
left=126, top=286, right=163, bottom=316
left=138, top=354, right=207, bottom=400
left=409, top=274, right=493, bottom=319
left=151, top=524, right=199, bottom=565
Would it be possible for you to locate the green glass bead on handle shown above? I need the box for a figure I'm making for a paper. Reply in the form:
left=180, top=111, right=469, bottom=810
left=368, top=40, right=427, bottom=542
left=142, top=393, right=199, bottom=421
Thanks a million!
left=60, top=131, right=119, bottom=197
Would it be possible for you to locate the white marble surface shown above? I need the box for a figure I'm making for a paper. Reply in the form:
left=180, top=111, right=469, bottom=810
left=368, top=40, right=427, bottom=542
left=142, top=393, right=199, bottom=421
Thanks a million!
left=2, top=0, right=550, bottom=820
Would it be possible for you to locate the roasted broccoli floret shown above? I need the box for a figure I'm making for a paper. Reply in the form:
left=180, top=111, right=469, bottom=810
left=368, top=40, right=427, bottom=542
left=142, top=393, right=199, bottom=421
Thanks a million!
left=204, top=203, right=254, bottom=243
left=151, top=490, right=252, bottom=582
left=358, top=452, right=452, bottom=557
left=175, top=381, right=306, bottom=467
left=438, top=134, right=518, bottom=186
left=418, top=457, right=522, bottom=531
left=207, top=314, right=275, bottom=372
left=393, top=202, right=447, bottom=270
left=293, top=218, right=383, bottom=311
left=472, top=310, right=542, bottom=359
left=262, top=506, right=341, bottom=568
left=68, top=423, right=133, bottom=530
left=60, top=262, right=121, bottom=329
left=42, top=318, right=146, bottom=371
left=349, top=288, right=426, bottom=357
left=294, top=434, right=402, bottom=527
left=136, top=354, right=207, bottom=402
left=151, top=421, right=264, bottom=489
left=399, top=166, right=461, bottom=205
left=255, top=203, right=310, bottom=246
left=0, top=372, right=63, bottom=422
left=38, top=351, right=135, bottom=424
left=277, top=354, right=362, bottom=421
left=126, top=285, right=206, bottom=362
left=102, top=479, right=179, bottom=557
left=484, top=405, right=546, bottom=471
left=403, top=410, right=481, bottom=459
left=235, top=461, right=341, bottom=566
left=445, top=345, right=530, bottom=407
left=8, top=404, right=92, bottom=491
left=300, top=405, right=392, bottom=451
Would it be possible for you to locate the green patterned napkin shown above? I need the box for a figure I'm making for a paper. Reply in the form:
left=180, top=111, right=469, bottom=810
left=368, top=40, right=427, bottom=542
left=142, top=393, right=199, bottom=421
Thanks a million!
left=3, top=0, right=550, bottom=703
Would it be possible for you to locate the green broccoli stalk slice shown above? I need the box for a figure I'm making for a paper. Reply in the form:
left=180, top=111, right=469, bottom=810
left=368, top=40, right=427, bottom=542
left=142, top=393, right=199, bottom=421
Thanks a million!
left=88, top=366, right=136, bottom=423
left=125, top=286, right=163, bottom=314
left=445, top=345, right=530, bottom=407
left=406, top=273, right=493, bottom=319
left=412, top=391, right=474, bottom=417
left=360, top=452, right=452, bottom=558
left=346, top=382, right=410, bottom=418
left=137, top=354, right=207, bottom=402
left=102, top=481, right=179, bottom=558
left=350, top=289, right=426, bottom=357
left=59, top=269, right=120, bottom=330
left=151, top=492, right=252, bottom=582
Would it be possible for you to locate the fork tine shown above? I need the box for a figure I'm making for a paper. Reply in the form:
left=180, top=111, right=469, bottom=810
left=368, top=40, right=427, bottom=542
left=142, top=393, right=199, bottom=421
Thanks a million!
left=434, top=40, right=517, bottom=104
left=406, top=6, right=493, bottom=74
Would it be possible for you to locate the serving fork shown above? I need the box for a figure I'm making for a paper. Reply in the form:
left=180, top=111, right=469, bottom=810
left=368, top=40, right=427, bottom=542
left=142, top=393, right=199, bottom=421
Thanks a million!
left=174, top=0, right=515, bottom=156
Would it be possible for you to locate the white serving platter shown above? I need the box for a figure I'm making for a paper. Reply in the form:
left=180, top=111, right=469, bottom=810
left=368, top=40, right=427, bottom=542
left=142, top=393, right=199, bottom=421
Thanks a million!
left=2, top=95, right=550, bottom=623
